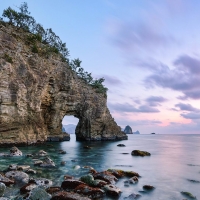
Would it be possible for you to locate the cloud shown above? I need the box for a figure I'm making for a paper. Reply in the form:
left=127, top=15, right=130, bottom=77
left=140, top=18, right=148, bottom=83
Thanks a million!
left=144, top=54, right=200, bottom=100
left=146, top=96, right=168, bottom=107
left=108, top=102, right=160, bottom=113
left=175, top=103, right=200, bottom=112
left=181, top=112, right=200, bottom=119
left=108, top=20, right=176, bottom=53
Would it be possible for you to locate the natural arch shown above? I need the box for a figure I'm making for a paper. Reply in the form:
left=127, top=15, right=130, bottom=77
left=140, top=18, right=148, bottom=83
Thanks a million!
left=62, top=116, right=78, bottom=134
left=0, top=25, right=127, bottom=146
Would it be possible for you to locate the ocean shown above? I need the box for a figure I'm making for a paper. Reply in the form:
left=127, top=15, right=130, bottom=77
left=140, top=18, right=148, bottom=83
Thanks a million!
left=0, top=134, right=200, bottom=199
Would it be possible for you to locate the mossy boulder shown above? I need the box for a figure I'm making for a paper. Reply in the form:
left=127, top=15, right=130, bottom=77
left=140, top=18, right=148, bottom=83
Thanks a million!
left=131, top=150, right=151, bottom=157
left=181, top=191, right=196, bottom=199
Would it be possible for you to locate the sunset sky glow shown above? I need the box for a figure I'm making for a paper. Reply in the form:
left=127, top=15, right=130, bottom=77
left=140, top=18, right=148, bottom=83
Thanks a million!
left=1, top=0, right=200, bottom=134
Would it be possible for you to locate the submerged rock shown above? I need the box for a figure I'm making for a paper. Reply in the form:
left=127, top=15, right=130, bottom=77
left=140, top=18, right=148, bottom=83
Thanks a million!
left=40, top=157, right=55, bottom=168
left=181, top=191, right=196, bottom=199
left=46, top=187, right=62, bottom=195
left=131, top=150, right=151, bottom=157
left=27, top=187, right=51, bottom=200
left=0, top=183, right=6, bottom=197
left=117, top=144, right=126, bottom=147
left=124, top=193, right=141, bottom=199
left=38, top=150, right=48, bottom=156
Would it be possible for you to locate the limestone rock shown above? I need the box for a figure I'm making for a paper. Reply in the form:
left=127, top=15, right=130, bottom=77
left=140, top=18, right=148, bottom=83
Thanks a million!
left=0, top=24, right=127, bottom=145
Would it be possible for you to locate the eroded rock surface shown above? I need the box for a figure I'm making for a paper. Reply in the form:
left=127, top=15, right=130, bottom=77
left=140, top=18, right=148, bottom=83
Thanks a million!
left=0, top=23, right=127, bottom=146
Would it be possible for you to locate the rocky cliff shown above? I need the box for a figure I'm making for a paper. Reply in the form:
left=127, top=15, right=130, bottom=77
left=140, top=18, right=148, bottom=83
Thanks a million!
left=0, top=23, right=127, bottom=146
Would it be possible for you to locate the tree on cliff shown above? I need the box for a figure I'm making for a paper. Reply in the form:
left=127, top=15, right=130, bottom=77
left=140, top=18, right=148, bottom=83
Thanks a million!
left=1, top=2, right=108, bottom=95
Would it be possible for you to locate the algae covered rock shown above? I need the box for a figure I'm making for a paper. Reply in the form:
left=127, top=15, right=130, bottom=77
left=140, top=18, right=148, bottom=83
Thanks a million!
left=131, top=150, right=151, bottom=157
left=181, top=191, right=196, bottom=199
left=0, top=183, right=6, bottom=197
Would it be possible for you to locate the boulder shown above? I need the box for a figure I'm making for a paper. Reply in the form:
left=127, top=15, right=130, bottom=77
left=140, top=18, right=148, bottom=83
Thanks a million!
left=143, top=185, right=155, bottom=190
left=131, top=150, right=151, bottom=157
left=92, top=171, right=118, bottom=184
left=74, top=184, right=105, bottom=199
left=51, top=191, right=91, bottom=200
left=61, top=180, right=86, bottom=190
left=29, top=178, right=52, bottom=188
left=107, top=169, right=140, bottom=178
left=9, top=146, right=22, bottom=156
left=0, top=173, right=14, bottom=186
left=20, top=183, right=38, bottom=194
left=40, top=157, right=55, bottom=168
left=38, top=150, right=47, bottom=156
left=5, top=171, right=29, bottom=184
left=103, top=184, right=121, bottom=197
left=117, top=144, right=126, bottom=147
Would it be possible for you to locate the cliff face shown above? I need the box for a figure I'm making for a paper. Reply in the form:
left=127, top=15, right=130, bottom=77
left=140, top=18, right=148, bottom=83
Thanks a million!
left=0, top=24, right=127, bottom=146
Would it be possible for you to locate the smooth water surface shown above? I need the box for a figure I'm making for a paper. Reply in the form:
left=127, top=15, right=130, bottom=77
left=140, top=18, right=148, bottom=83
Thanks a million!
left=0, top=134, right=200, bottom=199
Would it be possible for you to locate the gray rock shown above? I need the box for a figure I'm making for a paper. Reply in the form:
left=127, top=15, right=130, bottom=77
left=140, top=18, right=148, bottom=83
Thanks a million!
left=28, top=187, right=51, bottom=200
left=124, top=125, right=133, bottom=134
left=40, top=157, right=55, bottom=168
left=0, top=183, right=6, bottom=197
left=5, top=171, right=29, bottom=184
left=9, top=146, right=22, bottom=156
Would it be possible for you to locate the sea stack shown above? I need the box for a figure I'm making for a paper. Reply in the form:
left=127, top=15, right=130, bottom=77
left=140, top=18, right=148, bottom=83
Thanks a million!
left=124, top=125, right=133, bottom=134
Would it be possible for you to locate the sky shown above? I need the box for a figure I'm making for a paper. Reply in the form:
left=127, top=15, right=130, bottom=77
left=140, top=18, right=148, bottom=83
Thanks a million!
left=1, top=0, right=200, bottom=134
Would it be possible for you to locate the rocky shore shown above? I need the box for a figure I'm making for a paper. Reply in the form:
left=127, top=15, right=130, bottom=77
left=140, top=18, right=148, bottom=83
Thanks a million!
left=0, top=146, right=155, bottom=199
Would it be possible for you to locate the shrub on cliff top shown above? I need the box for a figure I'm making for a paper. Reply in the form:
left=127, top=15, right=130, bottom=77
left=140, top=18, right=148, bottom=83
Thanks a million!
left=1, top=2, right=108, bottom=95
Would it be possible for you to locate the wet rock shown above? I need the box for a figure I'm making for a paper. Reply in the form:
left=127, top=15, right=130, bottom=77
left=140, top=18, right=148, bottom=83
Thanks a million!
left=143, top=185, right=155, bottom=190
left=71, top=159, right=77, bottom=162
left=51, top=191, right=91, bottom=200
left=29, top=178, right=52, bottom=188
left=9, top=146, right=22, bottom=156
left=74, top=184, right=105, bottom=199
left=17, top=165, right=30, bottom=171
left=0, top=173, right=14, bottom=186
left=107, top=169, right=140, bottom=178
left=20, top=183, right=38, bottom=194
left=92, top=179, right=107, bottom=188
left=25, top=169, right=36, bottom=174
left=129, top=176, right=139, bottom=184
left=124, top=193, right=141, bottom=199
left=40, top=157, right=55, bottom=167
left=58, top=150, right=67, bottom=154
left=46, top=187, right=62, bottom=195
left=117, top=144, right=126, bottom=147
left=131, top=150, right=151, bottom=157
left=61, top=179, right=86, bottom=190
left=0, top=183, right=6, bottom=197
left=80, top=174, right=94, bottom=186
left=103, top=184, right=121, bottom=197
left=0, top=198, right=9, bottom=200
left=38, top=150, right=48, bottom=156
left=5, top=171, right=29, bottom=184
left=93, top=171, right=118, bottom=184
left=27, top=187, right=51, bottom=200
left=181, top=191, right=197, bottom=199
left=8, top=164, right=17, bottom=170
left=64, top=175, right=74, bottom=180
left=33, top=160, right=43, bottom=166
left=61, top=161, right=66, bottom=166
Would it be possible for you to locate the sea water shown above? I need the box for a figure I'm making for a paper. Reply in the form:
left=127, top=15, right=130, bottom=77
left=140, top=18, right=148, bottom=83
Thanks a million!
left=0, top=134, right=200, bottom=199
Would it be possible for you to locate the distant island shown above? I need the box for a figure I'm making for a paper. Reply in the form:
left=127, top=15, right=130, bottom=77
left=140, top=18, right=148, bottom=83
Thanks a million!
left=124, top=125, right=140, bottom=134
left=151, top=133, right=155, bottom=134
left=62, top=124, right=76, bottom=134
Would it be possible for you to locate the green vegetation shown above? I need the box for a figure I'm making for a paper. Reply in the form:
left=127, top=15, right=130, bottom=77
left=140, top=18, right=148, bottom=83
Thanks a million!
left=181, top=191, right=196, bottom=199
left=1, top=2, right=107, bottom=95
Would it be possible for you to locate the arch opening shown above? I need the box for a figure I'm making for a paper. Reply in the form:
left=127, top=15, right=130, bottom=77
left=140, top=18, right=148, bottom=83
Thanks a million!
left=62, top=115, right=79, bottom=135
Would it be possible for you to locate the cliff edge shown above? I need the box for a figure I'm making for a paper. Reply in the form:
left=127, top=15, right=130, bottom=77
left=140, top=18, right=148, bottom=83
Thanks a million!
left=0, top=23, right=127, bottom=146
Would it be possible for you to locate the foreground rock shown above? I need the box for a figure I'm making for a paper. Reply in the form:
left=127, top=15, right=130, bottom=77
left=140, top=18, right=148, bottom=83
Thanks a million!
left=92, top=171, right=118, bottom=184
left=27, top=187, right=51, bottom=200
left=0, top=174, right=14, bottom=186
left=131, top=150, right=151, bottom=157
left=0, top=23, right=127, bottom=145
left=103, top=184, right=121, bottom=197
left=5, top=171, right=29, bottom=184
left=51, top=191, right=91, bottom=200
left=107, top=169, right=140, bottom=178
left=61, top=180, right=86, bottom=190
